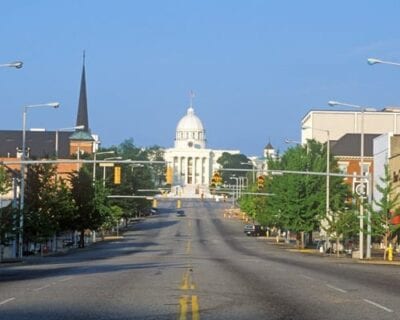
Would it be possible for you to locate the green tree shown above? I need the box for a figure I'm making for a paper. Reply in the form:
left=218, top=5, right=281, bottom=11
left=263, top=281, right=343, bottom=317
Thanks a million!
left=144, top=145, right=166, bottom=187
left=101, top=205, right=123, bottom=236
left=24, top=164, right=63, bottom=248
left=263, top=140, right=350, bottom=248
left=239, top=187, right=269, bottom=225
left=70, top=168, right=111, bottom=248
left=0, top=166, right=13, bottom=261
left=53, top=179, right=77, bottom=233
left=368, top=165, right=400, bottom=260
left=217, top=152, right=252, bottom=184
left=103, top=139, right=156, bottom=224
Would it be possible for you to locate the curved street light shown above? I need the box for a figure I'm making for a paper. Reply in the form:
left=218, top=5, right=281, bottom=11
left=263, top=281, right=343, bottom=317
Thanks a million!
left=0, top=61, right=23, bottom=69
left=367, top=58, right=400, bottom=67
left=92, top=150, right=115, bottom=183
left=285, top=139, right=301, bottom=145
left=328, top=100, right=377, bottom=259
left=19, top=102, right=60, bottom=258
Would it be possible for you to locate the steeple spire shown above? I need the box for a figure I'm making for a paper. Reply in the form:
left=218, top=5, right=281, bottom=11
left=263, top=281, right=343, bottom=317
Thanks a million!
left=76, top=51, right=89, bottom=132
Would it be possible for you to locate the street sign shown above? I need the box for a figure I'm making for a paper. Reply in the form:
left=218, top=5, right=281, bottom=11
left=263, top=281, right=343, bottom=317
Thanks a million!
left=99, top=162, right=114, bottom=167
left=355, top=182, right=367, bottom=196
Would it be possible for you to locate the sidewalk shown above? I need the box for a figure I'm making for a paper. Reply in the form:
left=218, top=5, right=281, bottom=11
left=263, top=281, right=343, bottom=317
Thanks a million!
left=0, top=221, right=141, bottom=268
left=259, top=236, right=400, bottom=266
left=223, top=209, right=400, bottom=267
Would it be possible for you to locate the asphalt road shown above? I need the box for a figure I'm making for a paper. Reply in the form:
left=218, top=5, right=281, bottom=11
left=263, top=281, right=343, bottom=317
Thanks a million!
left=1, top=199, right=400, bottom=320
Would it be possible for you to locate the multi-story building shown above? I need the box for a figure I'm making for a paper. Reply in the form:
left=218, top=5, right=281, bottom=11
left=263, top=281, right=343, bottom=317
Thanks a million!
left=331, top=133, right=379, bottom=195
left=373, top=133, right=400, bottom=207
left=301, top=108, right=400, bottom=144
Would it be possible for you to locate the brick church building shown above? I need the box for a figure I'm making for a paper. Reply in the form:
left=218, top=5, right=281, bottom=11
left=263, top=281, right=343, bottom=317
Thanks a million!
left=0, top=57, right=98, bottom=176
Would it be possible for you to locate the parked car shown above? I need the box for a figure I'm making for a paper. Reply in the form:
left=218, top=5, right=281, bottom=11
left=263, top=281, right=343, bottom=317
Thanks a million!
left=244, top=224, right=266, bottom=236
left=176, top=210, right=185, bottom=217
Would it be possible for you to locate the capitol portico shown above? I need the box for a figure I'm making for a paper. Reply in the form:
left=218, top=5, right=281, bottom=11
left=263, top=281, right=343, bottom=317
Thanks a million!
left=164, top=104, right=240, bottom=197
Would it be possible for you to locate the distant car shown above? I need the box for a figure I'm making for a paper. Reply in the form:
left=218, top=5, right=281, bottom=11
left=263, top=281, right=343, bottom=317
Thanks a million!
left=244, top=224, right=266, bottom=237
left=176, top=210, right=185, bottom=217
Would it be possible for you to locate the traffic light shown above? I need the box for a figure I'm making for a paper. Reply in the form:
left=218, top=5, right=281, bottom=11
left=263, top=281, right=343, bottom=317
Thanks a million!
left=114, top=166, right=121, bottom=184
left=211, top=172, right=222, bottom=188
left=257, top=175, right=265, bottom=190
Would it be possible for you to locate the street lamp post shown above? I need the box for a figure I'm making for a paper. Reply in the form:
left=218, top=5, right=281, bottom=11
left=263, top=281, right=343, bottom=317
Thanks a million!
left=285, top=139, right=309, bottom=154
left=328, top=100, right=376, bottom=259
left=19, top=102, right=60, bottom=258
left=92, top=151, right=115, bottom=183
left=285, top=139, right=301, bottom=144
left=230, top=176, right=239, bottom=207
left=240, top=177, right=244, bottom=198
left=0, top=61, right=23, bottom=69
left=367, top=57, right=400, bottom=258
left=240, top=161, right=256, bottom=184
left=55, top=125, right=84, bottom=158
left=302, top=127, right=330, bottom=248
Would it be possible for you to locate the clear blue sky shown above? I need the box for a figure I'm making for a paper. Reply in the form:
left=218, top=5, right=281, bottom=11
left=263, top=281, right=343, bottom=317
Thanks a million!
left=1, top=1, right=400, bottom=156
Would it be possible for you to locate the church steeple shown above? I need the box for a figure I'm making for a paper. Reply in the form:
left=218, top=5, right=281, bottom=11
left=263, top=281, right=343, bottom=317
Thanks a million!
left=69, top=52, right=94, bottom=156
left=76, top=51, right=89, bottom=132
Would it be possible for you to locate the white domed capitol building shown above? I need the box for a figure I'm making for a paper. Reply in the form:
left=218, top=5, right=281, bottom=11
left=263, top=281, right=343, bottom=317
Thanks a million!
left=164, top=102, right=240, bottom=198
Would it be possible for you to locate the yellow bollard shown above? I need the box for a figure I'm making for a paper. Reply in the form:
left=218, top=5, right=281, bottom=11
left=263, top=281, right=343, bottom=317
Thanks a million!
left=177, top=199, right=181, bottom=209
left=152, top=199, right=158, bottom=208
left=388, top=243, right=393, bottom=261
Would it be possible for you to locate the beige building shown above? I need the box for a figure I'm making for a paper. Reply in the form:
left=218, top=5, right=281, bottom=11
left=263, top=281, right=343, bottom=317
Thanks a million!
left=374, top=133, right=400, bottom=199
left=301, top=108, right=400, bottom=144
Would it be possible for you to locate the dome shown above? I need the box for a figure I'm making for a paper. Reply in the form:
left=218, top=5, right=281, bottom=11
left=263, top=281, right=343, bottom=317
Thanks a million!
left=176, top=107, right=204, bottom=132
left=174, top=107, right=206, bottom=149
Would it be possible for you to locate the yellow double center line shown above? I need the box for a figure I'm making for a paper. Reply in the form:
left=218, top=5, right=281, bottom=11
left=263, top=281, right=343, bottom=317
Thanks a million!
left=179, top=295, right=199, bottom=320
left=179, top=227, right=199, bottom=319
left=179, top=267, right=199, bottom=319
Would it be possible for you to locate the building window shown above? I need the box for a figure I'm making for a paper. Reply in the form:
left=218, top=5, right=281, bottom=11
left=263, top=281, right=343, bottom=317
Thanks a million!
left=361, top=163, right=370, bottom=176
left=338, top=162, right=348, bottom=174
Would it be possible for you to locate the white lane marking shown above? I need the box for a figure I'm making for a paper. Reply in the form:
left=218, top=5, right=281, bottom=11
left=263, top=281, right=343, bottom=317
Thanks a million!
left=0, top=297, right=15, bottom=306
left=363, top=299, right=393, bottom=313
left=58, top=277, right=73, bottom=282
left=300, top=274, right=314, bottom=281
left=326, top=284, right=347, bottom=293
left=33, top=284, right=51, bottom=292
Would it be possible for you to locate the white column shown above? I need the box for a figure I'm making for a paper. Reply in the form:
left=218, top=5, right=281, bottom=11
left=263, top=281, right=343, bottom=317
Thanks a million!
left=203, top=157, right=207, bottom=184
left=205, top=156, right=210, bottom=185
left=192, top=156, right=196, bottom=185
left=185, top=157, right=189, bottom=184
left=196, top=157, right=200, bottom=184
left=178, top=157, right=183, bottom=183
left=200, top=157, right=203, bottom=184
